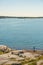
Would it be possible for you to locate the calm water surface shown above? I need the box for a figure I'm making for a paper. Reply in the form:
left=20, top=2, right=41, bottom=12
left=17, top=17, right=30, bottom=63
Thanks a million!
left=0, top=18, right=43, bottom=50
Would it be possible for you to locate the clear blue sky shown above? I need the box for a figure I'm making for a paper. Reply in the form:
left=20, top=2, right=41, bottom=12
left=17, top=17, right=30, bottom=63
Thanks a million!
left=0, top=0, right=43, bottom=17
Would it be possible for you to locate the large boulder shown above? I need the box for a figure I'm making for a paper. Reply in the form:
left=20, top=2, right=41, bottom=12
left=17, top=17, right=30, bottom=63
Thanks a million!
left=0, top=45, right=11, bottom=53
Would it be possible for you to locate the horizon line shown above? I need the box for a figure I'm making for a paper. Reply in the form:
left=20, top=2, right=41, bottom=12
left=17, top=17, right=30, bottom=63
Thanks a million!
left=0, top=16, right=43, bottom=17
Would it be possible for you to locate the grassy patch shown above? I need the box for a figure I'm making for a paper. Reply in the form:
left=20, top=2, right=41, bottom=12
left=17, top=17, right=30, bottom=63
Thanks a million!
left=10, top=58, right=16, bottom=61
left=28, top=61, right=37, bottom=65
left=0, top=50, right=3, bottom=55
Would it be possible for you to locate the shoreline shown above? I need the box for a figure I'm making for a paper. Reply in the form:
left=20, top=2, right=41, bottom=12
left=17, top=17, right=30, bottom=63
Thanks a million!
left=0, top=45, right=43, bottom=53
left=0, top=45, right=43, bottom=51
left=0, top=45, right=43, bottom=65
left=0, top=16, right=43, bottom=19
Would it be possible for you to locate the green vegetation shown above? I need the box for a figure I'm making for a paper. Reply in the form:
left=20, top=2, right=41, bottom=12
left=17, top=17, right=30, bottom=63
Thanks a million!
left=39, top=55, right=43, bottom=60
left=21, top=55, right=43, bottom=65
left=0, top=50, right=3, bottom=55
left=28, top=61, right=37, bottom=65
left=10, top=58, right=16, bottom=61
left=0, top=16, right=43, bottom=19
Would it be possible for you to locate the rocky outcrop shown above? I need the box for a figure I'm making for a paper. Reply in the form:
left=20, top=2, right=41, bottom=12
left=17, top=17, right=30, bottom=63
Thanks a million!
left=37, top=60, right=43, bottom=65
left=0, top=45, right=11, bottom=53
left=4, top=61, right=22, bottom=65
left=11, top=50, right=24, bottom=55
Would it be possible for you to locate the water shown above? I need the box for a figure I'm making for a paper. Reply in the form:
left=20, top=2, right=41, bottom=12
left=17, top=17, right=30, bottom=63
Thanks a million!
left=0, top=18, right=43, bottom=50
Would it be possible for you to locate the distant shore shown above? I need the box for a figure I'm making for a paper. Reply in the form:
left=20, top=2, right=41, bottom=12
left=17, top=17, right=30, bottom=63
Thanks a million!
left=0, top=16, right=43, bottom=19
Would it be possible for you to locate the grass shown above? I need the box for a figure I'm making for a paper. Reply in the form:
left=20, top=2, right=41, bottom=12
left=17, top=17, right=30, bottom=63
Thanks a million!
left=0, top=50, right=3, bottom=55
left=21, top=55, right=43, bottom=65
left=28, top=61, right=37, bottom=65
left=10, top=58, right=16, bottom=61
left=39, top=55, right=43, bottom=60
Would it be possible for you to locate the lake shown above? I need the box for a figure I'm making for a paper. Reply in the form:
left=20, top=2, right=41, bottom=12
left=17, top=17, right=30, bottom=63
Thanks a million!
left=0, top=18, right=43, bottom=50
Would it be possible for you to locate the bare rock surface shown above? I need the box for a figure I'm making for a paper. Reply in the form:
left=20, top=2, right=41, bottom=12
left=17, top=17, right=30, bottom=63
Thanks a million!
left=37, top=60, right=43, bottom=65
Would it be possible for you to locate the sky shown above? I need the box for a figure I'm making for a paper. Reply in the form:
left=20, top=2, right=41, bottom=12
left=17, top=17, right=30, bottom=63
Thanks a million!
left=0, top=0, right=43, bottom=17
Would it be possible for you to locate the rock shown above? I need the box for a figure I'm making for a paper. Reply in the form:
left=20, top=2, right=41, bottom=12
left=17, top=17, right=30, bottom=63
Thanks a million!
left=11, top=50, right=24, bottom=55
left=37, top=60, right=43, bottom=65
left=0, top=45, right=11, bottom=53
left=0, top=45, right=7, bottom=49
left=4, top=61, right=22, bottom=65
left=22, top=52, right=35, bottom=59
left=34, top=54, right=40, bottom=57
left=16, top=57, right=24, bottom=61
